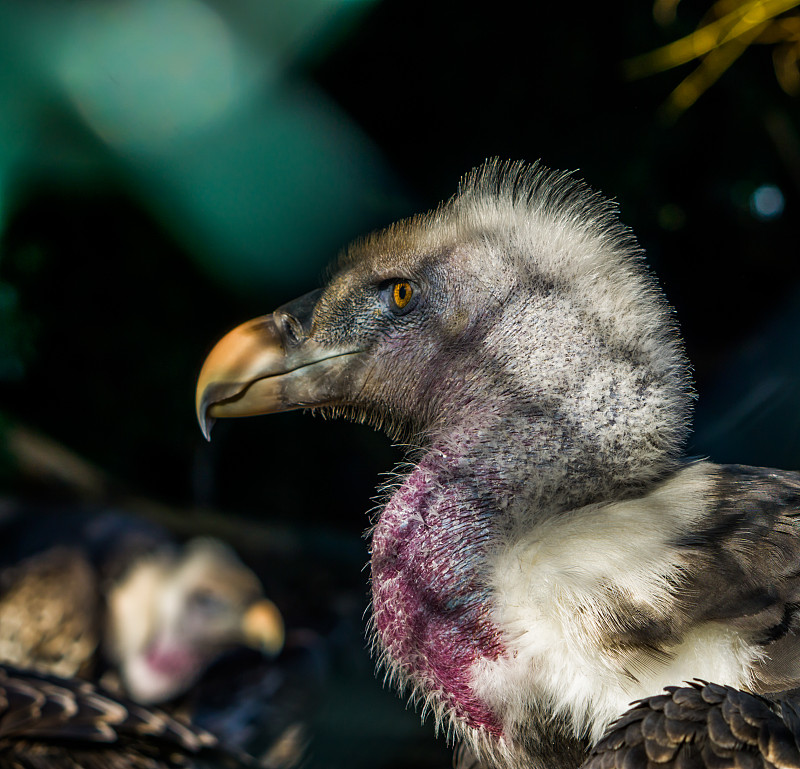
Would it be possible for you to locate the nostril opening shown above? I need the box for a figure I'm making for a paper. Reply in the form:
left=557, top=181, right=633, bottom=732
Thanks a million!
left=281, top=315, right=301, bottom=346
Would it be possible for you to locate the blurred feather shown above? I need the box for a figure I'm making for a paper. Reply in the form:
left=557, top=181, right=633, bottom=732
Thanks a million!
left=177, top=634, right=327, bottom=768
left=0, top=664, right=257, bottom=769
left=0, top=546, right=99, bottom=680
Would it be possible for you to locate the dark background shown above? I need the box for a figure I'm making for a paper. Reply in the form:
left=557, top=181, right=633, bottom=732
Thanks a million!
left=0, top=1, right=799, bottom=766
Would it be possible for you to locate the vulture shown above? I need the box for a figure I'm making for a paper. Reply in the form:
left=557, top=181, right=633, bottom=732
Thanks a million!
left=0, top=509, right=284, bottom=705
left=195, top=160, right=800, bottom=769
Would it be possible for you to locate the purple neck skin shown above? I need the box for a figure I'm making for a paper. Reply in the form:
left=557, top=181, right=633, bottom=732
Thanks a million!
left=370, top=445, right=507, bottom=737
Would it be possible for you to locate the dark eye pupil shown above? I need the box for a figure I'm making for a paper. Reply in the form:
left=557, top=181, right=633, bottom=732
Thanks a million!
left=391, top=281, right=414, bottom=311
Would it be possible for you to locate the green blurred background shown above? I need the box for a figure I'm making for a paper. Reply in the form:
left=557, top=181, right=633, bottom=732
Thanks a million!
left=0, top=0, right=799, bottom=765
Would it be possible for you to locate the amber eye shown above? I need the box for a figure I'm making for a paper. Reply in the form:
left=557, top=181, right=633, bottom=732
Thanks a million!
left=392, top=281, right=413, bottom=310
left=382, top=279, right=419, bottom=315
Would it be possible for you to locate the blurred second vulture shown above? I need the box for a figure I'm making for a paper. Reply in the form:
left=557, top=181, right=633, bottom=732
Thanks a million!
left=0, top=505, right=284, bottom=704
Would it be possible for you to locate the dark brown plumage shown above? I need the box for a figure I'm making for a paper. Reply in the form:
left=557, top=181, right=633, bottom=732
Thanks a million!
left=0, top=665, right=253, bottom=769
left=0, top=547, right=99, bottom=680
left=583, top=681, right=800, bottom=769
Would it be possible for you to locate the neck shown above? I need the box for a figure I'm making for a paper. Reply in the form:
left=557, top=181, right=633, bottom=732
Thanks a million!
left=370, top=441, right=506, bottom=737
left=428, top=398, right=669, bottom=516
left=370, top=401, right=677, bottom=742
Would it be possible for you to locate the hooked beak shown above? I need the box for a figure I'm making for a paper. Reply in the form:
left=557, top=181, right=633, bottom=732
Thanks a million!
left=242, top=599, right=285, bottom=657
left=195, top=289, right=363, bottom=439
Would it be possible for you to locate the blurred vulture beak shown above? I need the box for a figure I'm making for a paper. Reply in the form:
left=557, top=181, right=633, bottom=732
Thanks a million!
left=242, top=599, right=285, bottom=657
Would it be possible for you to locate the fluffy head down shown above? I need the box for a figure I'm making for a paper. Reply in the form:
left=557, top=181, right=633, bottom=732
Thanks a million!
left=341, top=161, right=696, bottom=764
left=318, top=159, right=692, bottom=500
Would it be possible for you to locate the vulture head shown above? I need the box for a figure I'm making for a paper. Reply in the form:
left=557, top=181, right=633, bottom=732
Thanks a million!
left=106, top=537, right=284, bottom=704
left=196, top=161, right=694, bottom=767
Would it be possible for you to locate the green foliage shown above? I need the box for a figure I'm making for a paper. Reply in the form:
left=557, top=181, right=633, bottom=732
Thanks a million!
left=627, top=0, right=800, bottom=117
left=0, top=278, right=36, bottom=383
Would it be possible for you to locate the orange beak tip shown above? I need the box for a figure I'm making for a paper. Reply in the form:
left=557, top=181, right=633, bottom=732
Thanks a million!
left=243, top=599, right=285, bottom=656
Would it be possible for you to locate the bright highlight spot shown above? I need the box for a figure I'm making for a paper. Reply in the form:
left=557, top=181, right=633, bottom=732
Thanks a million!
left=750, top=184, right=785, bottom=221
left=55, top=0, right=256, bottom=151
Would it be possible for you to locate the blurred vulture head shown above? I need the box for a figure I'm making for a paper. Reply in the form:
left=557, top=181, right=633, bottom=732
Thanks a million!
left=107, top=538, right=284, bottom=704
